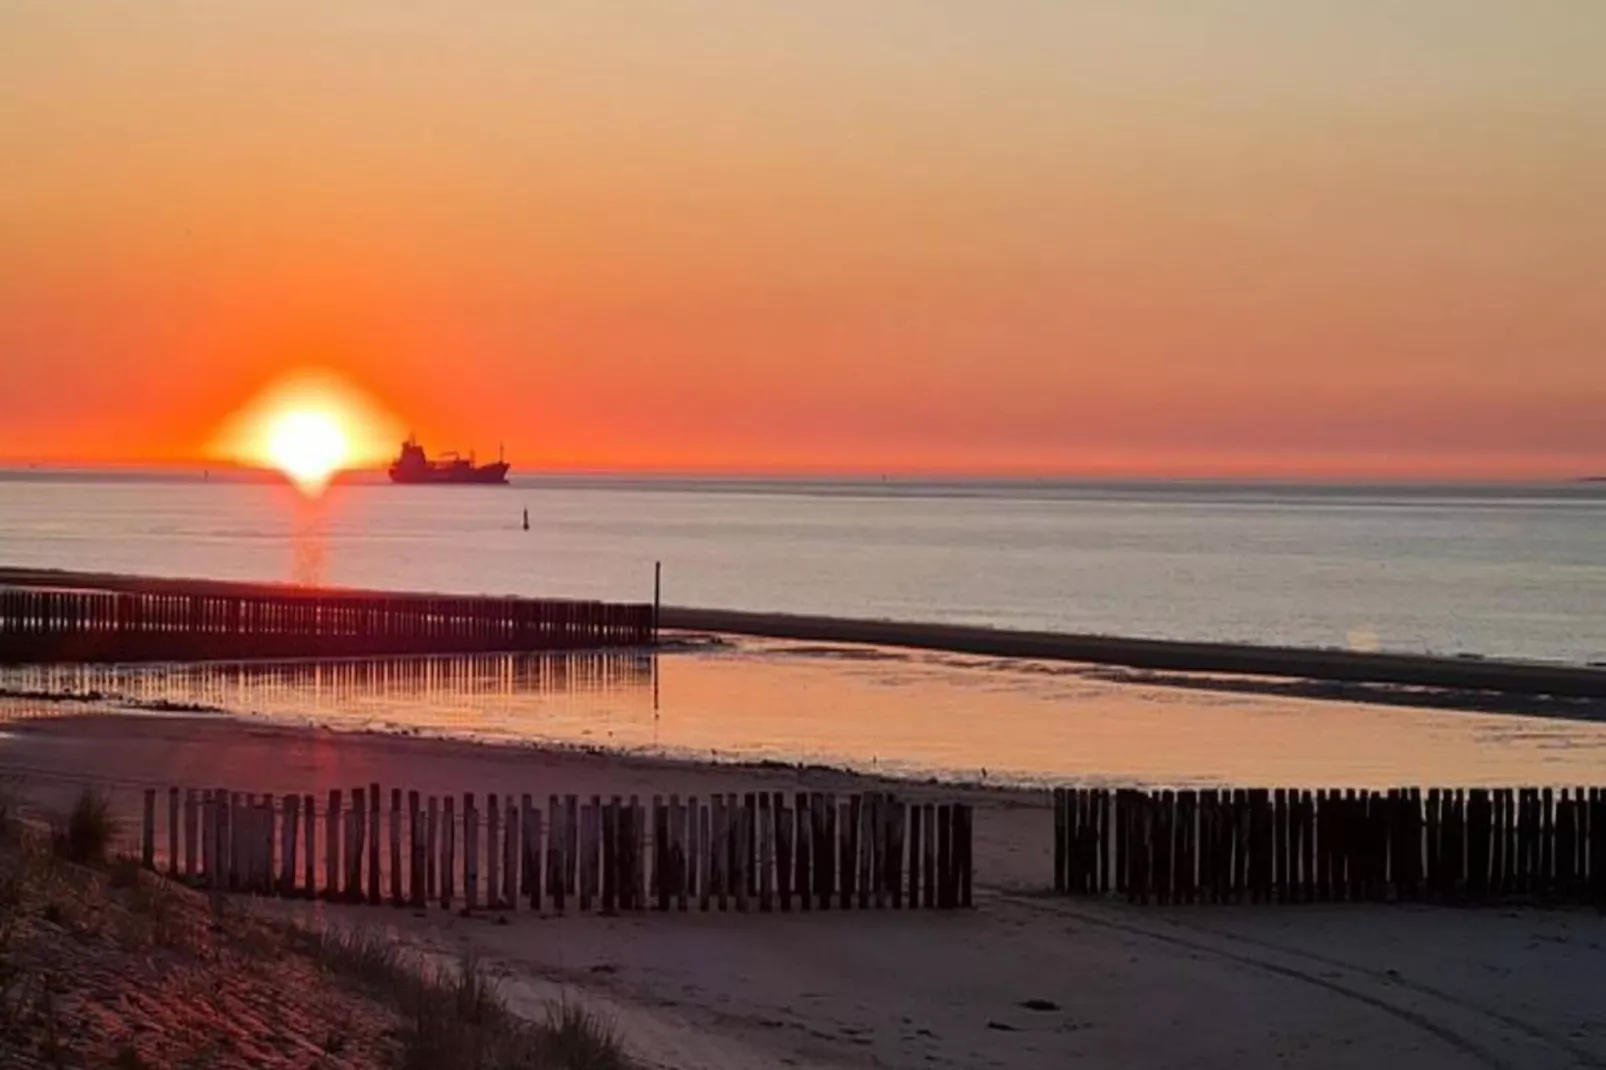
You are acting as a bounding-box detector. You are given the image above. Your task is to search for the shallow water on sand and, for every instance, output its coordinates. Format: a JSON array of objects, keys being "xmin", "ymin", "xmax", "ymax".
[{"xmin": 3, "ymin": 638, "xmax": 1605, "ymax": 788}]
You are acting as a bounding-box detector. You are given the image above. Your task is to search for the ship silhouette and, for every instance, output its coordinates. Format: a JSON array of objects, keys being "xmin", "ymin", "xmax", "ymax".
[{"xmin": 388, "ymin": 436, "xmax": 510, "ymax": 485}]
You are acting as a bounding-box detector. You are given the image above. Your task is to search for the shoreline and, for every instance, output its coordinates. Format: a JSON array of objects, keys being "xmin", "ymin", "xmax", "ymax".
[
  {"xmin": 5, "ymin": 565, "xmax": 1605, "ymax": 698},
  {"xmin": 5, "ymin": 710, "xmax": 1605, "ymax": 1069},
  {"xmin": 663, "ymin": 606, "xmax": 1606, "ymax": 699}
]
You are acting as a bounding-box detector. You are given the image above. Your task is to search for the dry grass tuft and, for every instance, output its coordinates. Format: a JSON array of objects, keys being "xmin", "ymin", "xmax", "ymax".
[
  {"xmin": 305, "ymin": 926, "xmax": 632, "ymax": 1069},
  {"xmin": 52, "ymin": 787, "xmax": 119, "ymax": 865}
]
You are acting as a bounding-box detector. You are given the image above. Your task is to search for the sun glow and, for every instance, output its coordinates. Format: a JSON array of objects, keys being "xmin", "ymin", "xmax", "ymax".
[
  {"xmin": 265, "ymin": 409, "xmax": 350, "ymax": 492},
  {"xmin": 211, "ymin": 368, "xmax": 404, "ymax": 494}
]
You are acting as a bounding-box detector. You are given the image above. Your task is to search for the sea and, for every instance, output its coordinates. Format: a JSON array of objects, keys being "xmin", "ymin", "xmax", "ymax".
[{"xmin": 2, "ymin": 470, "xmax": 1605, "ymax": 787}]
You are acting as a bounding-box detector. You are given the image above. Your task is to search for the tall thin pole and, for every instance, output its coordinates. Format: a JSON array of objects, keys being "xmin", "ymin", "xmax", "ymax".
[{"xmin": 653, "ymin": 561, "xmax": 662, "ymax": 643}]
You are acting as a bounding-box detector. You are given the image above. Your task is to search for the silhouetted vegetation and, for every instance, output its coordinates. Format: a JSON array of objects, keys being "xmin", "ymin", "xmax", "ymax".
[{"xmin": 52, "ymin": 788, "xmax": 118, "ymax": 865}]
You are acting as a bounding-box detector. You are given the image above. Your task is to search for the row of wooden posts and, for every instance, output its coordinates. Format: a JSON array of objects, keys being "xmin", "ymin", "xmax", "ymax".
[
  {"xmin": 140, "ymin": 786, "xmax": 975, "ymax": 913},
  {"xmin": 1054, "ymin": 786, "xmax": 1606, "ymax": 905},
  {"xmin": 0, "ymin": 585, "xmax": 655, "ymax": 662}
]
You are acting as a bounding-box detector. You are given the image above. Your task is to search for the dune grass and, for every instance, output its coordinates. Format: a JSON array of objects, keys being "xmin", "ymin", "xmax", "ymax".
[
  {"xmin": 304, "ymin": 926, "xmax": 630, "ymax": 1070},
  {"xmin": 52, "ymin": 787, "xmax": 119, "ymax": 865}
]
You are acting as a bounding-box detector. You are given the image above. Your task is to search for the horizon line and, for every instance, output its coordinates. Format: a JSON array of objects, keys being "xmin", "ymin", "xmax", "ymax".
[{"xmin": 0, "ymin": 459, "xmax": 1600, "ymax": 487}]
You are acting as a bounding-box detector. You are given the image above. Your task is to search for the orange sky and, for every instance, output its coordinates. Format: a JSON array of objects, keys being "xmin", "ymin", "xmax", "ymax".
[{"xmin": 2, "ymin": 4, "xmax": 1602, "ymax": 478}]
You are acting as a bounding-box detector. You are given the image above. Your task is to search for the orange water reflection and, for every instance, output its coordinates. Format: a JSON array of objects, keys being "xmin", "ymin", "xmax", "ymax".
[{"xmin": 4, "ymin": 639, "xmax": 1605, "ymax": 788}]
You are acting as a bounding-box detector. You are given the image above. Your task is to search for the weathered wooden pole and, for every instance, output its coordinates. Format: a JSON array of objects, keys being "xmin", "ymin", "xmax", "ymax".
[
  {"xmin": 325, "ymin": 789, "xmax": 341, "ymax": 900},
  {"xmin": 184, "ymin": 788, "xmax": 198, "ymax": 880},
  {"xmin": 303, "ymin": 793, "xmax": 316, "ymax": 898},
  {"xmin": 387, "ymin": 789, "xmax": 403, "ymax": 906},
  {"xmin": 367, "ymin": 783, "xmax": 381, "ymax": 905},
  {"xmin": 142, "ymin": 788, "xmax": 157, "ymax": 869},
  {"xmin": 282, "ymin": 794, "xmax": 299, "ymax": 895},
  {"xmin": 167, "ymin": 787, "xmax": 180, "ymax": 877}
]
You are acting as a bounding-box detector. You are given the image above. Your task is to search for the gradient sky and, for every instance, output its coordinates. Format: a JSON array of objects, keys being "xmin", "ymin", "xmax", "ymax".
[{"xmin": 2, "ymin": 3, "xmax": 1602, "ymax": 476}]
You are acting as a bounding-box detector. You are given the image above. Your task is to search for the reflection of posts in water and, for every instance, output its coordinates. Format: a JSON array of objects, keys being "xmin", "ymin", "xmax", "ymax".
[{"xmin": 0, "ymin": 650, "xmax": 658, "ymax": 715}]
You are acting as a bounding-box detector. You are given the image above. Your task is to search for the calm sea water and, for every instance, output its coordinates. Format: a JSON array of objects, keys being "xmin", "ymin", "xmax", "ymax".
[
  {"xmin": 1, "ymin": 471, "xmax": 1604, "ymax": 663},
  {"xmin": 5, "ymin": 639, "xmax": 1606, "ymax": 788}
]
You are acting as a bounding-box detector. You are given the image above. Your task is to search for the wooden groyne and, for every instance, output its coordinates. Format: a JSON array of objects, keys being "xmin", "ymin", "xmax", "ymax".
[
  {"xmin": 661, "ymin": 607, "xmax": 1606, "ymax": 699},
  {"xmin": 1052, "ymin": 786, "xmax": 1606, "ymax": 906},
  {"xmin": 136, "ymin": 785, "xmax": 974, "ymax": 914},
  {"xmin": 0, "ymin": 577, "xmax": 654, "ymax": 663}
]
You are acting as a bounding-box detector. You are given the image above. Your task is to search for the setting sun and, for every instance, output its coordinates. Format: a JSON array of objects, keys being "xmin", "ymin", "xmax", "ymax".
[
  {"xmin": 209, "ymin": 367, "xmax": 405, "ymax": 492},
  {"xmin": 265, "ymin": 409, "xmax": 350, "ymax": 492}
]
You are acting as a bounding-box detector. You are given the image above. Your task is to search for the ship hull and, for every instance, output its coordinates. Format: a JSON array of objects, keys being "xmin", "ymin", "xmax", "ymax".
[{"xmin": 388, "ymin": 462, "xmax": 510, "ymax": 485}]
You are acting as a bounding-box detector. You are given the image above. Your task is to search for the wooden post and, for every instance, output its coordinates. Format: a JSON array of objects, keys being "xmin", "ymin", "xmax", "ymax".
[
  {"xmin": 167, "ymin": 787, "xmax": 180, "ymax": 877},
  {"xmin": 228, "ymin": 791, "xmax": 244, "ymax": 891},
  {"xmin": 442, "ymin": 795, "xmax": 456, "ymax": 909},
  {"xmin": 142, "ymin": 788, "xmax": 157, "ymax": 869},
  {"xmin": 427, "ymin": 796, "xmax": 440, "ymax": 903},
  {"xmin": 390, "ymin": 789, "xmax": 404, "ymax": 906},
  {"xmin": 772, "ymin": 795, "xmax": 791, "ymax": 912},
  {"xmin": 565, "ymin": 795, "xmax": 580, "ymax": 898},
  {"xmin": 1540, "ymin": 787, "xmax": 1554, "ymax": 896},
  {"xmin": 936, "ymin": 804, "xmax": 953, "ymax": 909},
  {"xmin": 585, "ymin": 797, "xmax": 602, "ymax": 911},
  {"xmin": 256, "ymin": 796, "xmax": 272, "ymax": 894},
  {"xmin": 922, "ymin": 802, "xmax": 936, "ymax": 909},
  {"xmin": 794, "ymin": 793, "xmax": 811, "ymax": 912},
  {"xmin": 502, "ymin": 799, "xmax": 518, "ymax": 910},
  {"xmin": 367, "ymin": 783, "xmax": 381, "ymax": 905},
  {"xmin": 654, "ymin": 795, "xmax": 669, "ymax": 912},
  {"xmin": 183, "ymin": 788, "xmax": 198, "ymax": 880},
  {"xmin": 653, "ymin": 560, "xmax": 662, "ymax": 640},
  {"xmin": 889, "ymin": 798, "xmax": 906, "ymax": 909},
  {"xmin": 957, "ymin": 803, "xmax": 973, "ymax": 908},
  {"xmin": 874, "ymin": 794, "xmax": 890, "ymax": 909},
  {"xmin": 347, "ymin": 790, "xmax": 364, "ymax": 900},
  {"xmin": 552, "ymin": 795, "xmax": 569, "ymax": 914},
  {"xmin": 520, "ymin": 796, "xmax": 537, "ymax": 909},
  {"xmin": 486, "ymin": 793, "xmax": 501, "ymax": 909},
  {"xmin": 519, "ymin": 795, "xmax": 534, "ymax": 903},
  {"xmin": 621, "ymin": 796, "xmax": 637, "ymax": 911},
  {"xmin": 1053, "ymin": 788, "xmax": 1067, "ymax": 893},
  {"xmin": 282, "ymin": 794, "xmax": 300, "ymax": 895},
  {"xmin": 465, "ymin": 794, "xmax": 480, "ymax": 911},
  {"xmin": 734, "ymin": 795, "xmax": 750, "ymax": 913},
  {"xmin": 237, "ymin": 795, "xmax": 252, "ymax": 891},
  {"xmin": 200, "ymin": 790, "xmax": 213, "ymax": 887},
  {"xmin": 674, "ymin": 795, "xmax": 690, "ymax": 912},
  {"xmin": 601, "ymin": 799, "xmax": 617, "ymax": 914},
  {"xmin": 822, "ymin": 792, "xmax": 837, "ymax": 908},
  {"xmin": 634, "ymin": 795, "xmax": 647, "ymax": 910},
  {"xmin": 759, "ymin": 793, "xmax": 774, "ymax": 912},
  {"xmin": 325, "ymin": 790, "xmax": 341, "ymax": 900},
  {"xmin": 712, "ymin": 795, "xmax": 728, "ymax": 911},
  {"xmin": 410, "ymin": 791, "xmax": 425, "ymax": 908},
  {"xmin": 303, "ymin": 793, "xmax": 316, "ymax": 899},
  {"xmin": 848, "ymin": 794, "xmax": 865, "ymax": 909},
  {"xmin": 697, "ymin": 799, "xmax": 712, "ymax": 912},
  {"xmin": 908, "ymin": 800, "xmax": 923, "ymax": 907},
  {"xmin": 529, "ymin": 803, "xmax": 545, "ymax": 911},
  {"xmin": 547, "ymin": 794, "xmax": 563, "ymax": 912}
]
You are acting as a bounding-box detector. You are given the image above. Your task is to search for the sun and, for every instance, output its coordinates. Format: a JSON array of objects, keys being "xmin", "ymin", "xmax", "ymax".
[
  {"xmin": 266, "ymin": 409, "xmax": 351, "ymax": 492},
  {"xmin": 210, "ymin": 367, "xmax": 403, "ymax": 494}
]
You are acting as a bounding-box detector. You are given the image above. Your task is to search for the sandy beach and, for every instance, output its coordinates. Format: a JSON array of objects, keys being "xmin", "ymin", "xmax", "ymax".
[{"xmin": 3, "ymin": 710, "xmax": 1603, "ymax": 1070}]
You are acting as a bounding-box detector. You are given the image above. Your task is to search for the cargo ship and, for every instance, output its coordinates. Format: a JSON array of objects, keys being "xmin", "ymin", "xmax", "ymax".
[{"xmin": 387, "ymin": 436, "xmax": 510, "ymax": 485}]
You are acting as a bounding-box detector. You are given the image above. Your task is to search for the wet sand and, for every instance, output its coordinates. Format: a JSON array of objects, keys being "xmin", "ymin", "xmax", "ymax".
[{"xmin": 2, "ymin": 710, "xmax": 1603, "ymax": 1070}]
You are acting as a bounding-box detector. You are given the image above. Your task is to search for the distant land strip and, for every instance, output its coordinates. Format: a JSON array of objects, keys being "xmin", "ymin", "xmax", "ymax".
[
  {"xmin": 2, "ymin": 567, "xmax": 1603, "ymax": 700},
  {"xmin": 658, "ymin": 607, "xmax": 1606, "ymax": 701}
]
